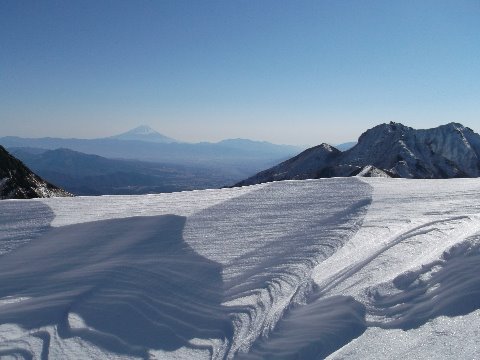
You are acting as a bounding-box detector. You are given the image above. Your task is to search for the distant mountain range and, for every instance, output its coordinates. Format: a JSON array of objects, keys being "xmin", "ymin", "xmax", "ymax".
[
  {"xmin": 0, "ymin": 126, "xmax": 302, "ymax": 170},
  {"xmin": 10, "ymin": 147, "xmax": 246, "ymax": 195},
  {"xmin": 11, "ymin": 123, "xmax": 478, "ymax": 196},
  {"xmin": 236, "ymin": 122, "xmax": 480, "ymax": 186},
  {"xmin": 0, "ymin": 146, "xmax": 71, "ymax": 199},
  {"xmin": 0, "ymin": 126, "xmax": 304, "ymax": 195}
]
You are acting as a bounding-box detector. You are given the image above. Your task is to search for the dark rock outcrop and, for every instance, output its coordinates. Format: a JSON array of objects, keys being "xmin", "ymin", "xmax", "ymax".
[{"xmin": 0, "ymin": 145, "xmax": 72, "ymax": 199}]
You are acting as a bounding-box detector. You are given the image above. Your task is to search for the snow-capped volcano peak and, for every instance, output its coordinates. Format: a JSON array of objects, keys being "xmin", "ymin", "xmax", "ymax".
[
  {"xmin": 110, "ymin": 125, "xmax": 177, "ymax": 143},
  {"xmin": 129, "ymin": 125, "xmax": 158, "ymax": 135}
]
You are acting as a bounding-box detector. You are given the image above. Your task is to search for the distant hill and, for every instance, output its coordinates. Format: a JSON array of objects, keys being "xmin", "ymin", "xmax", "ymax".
[
  {"xmin": 109, "ymin": 125, "xmax": 177, "ymax": 143},
  {"xmin": 335, "ymin": 141, "xmax": 356, "ymax": 151},
  {"xmin": 10, "ymin": 147, "xmax": 251, "ymax": 195},
  {"xmin": 216, "ymin": 138, "xmax": 301, "ymax": 155},
  {"xmin": 236, "ymin": 122, "xmax": 480, "ymax": 186},
  {"xmin": 0, "ymin": 146, "xmax": 71, "ymax": 199}
]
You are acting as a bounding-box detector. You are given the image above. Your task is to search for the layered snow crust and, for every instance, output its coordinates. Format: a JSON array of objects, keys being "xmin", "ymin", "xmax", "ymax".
[{"xmin": 0, "ymin": 178, "xmax": 479, "ymax": 359}]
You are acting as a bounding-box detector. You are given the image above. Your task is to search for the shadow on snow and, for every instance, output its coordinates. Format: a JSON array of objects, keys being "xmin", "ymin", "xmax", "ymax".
[{"xmin": 0, "ymin": 209, "xmax": 232, "ymax": 358}]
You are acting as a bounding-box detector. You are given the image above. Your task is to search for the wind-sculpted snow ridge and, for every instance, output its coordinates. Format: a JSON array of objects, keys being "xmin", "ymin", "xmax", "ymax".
[
  {"xmin": 184, "ymin": 178, "xmax": 372, "ymax": 357},
  {"xmin": 318, "ymin": 178, "xmax": 480, "ymax": 359},
  {"xmin": 0, "ymin": 178, "xmax": 480, "ymax": 359}
]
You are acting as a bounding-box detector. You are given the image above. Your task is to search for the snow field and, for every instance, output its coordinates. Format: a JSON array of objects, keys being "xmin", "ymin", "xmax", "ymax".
[{"xmin": 0, "ymin": 178, "xmax": 478, "ymax": 359}]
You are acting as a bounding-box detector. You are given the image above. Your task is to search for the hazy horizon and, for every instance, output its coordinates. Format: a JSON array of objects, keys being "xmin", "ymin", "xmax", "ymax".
[
  {"xmin": 2, "ymin": 122, "xmax": 480, "ymax": 148},
  {"xmin": 1, "ymin": 1, "xmax": 479, "ymax": 146}
]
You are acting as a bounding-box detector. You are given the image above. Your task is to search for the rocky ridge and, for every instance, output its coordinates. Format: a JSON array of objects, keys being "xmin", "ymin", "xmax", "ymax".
[
  {"xmin": 236, "ymin": 122, "xmax": 480, "ymax": 186},
  {"xmin": 0, "ymin": 145, "xmax": 72, "ymax": 199}
]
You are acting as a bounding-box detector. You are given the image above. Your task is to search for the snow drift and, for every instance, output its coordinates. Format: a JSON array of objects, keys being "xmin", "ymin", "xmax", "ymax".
[{"xmin": 0, "ymin": 177, "xmax": 479, "ymax": 359}]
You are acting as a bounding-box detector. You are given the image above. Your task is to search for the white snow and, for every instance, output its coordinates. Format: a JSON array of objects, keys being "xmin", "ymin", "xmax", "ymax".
[
  {"xmin": 0, "ymin": 178, "xmax": 479, "ymax": 359},
  {"xmin": 132, "ymin": 125, "xmax": 157, "ymax": 135},
  {"xmin": 355, "ymin": 165, "xmax": 391, "ymax": 177}
]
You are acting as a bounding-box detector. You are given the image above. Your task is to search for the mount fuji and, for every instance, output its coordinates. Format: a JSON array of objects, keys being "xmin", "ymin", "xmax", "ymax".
[{"xmin": 109, "ymin": 125, "xmax": 177, "ymax": 143}]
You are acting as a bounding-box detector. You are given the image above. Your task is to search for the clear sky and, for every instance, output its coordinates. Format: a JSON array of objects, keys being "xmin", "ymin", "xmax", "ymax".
[{"xmin": 1, "ymin": 0, "xmax": 479, "ymax": 145}]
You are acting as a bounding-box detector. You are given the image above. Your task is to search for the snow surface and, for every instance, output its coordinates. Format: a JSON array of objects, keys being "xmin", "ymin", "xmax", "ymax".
[
  {"xmin": 0, "ymin": 178, "xmax": 479, "ymax": 359},
  {"xmin": 355, "ymin": 165, "xmax": 391, "ymax": 178}
]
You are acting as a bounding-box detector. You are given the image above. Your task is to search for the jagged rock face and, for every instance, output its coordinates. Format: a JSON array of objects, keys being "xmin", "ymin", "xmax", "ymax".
[
  {"xmin": 236, "ymin": 122, "xmax": 480, "ymax": 186},
  {"xmin": 342, "ymin": 122, "xmax": 480, "ymax": 178},
  {"xmin": 0, "ymin": 146, "xmax": 72, "ymax": 199}
]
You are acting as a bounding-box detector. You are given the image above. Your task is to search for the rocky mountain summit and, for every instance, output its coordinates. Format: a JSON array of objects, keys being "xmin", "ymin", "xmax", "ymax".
[
  {"xmin": 0, "ymin": 145, "xmax": 71, "ymax": 199},
  {"xmin": 236, "ymin": 122, "xmax": 480, "ymax": 186}
]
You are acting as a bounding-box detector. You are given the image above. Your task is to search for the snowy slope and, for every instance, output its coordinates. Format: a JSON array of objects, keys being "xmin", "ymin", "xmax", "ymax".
[
  {"xmin": 0, "ymin": 178, "xmax": 479, "ymax": 359},
  {"xmin": 236, "ymin": 144, "xmax": 341, "ymax": 185}
]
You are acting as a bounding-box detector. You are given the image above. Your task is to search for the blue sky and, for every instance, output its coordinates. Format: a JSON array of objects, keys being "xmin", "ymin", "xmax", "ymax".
[{"xmin": 1, "ymin": 0, "xmax": 479, "ymax": 145}]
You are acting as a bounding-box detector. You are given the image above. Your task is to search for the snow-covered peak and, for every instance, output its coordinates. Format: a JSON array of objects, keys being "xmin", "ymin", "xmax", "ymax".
[
  {"xmin": 128, "ymin": 125, "xmax": 158, "ymax": 135},
  {"xmin": 444, "ymin": 122, "xmax": 467, "ymax": 131},
  {"xmin": 344, "ymin": 122, "xmax": 480, "ymax": 178},
  {"xmin": 236, "ymin": 143, "xmax": 340, "ymax": 186},
  {"xmin": 357, "ymin": 122, "xmax": 411, "ymax": 143},
  {"xmin": 236, "ymin": 122, "xmax": 480, "ymax": 186},
  {"xmin": 110, "ymin": 125, "xmax": 177, "ymax": 143},
  {"xmin": 318, "ymin": 143, "xmax": 336, "ymax": 152}
]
